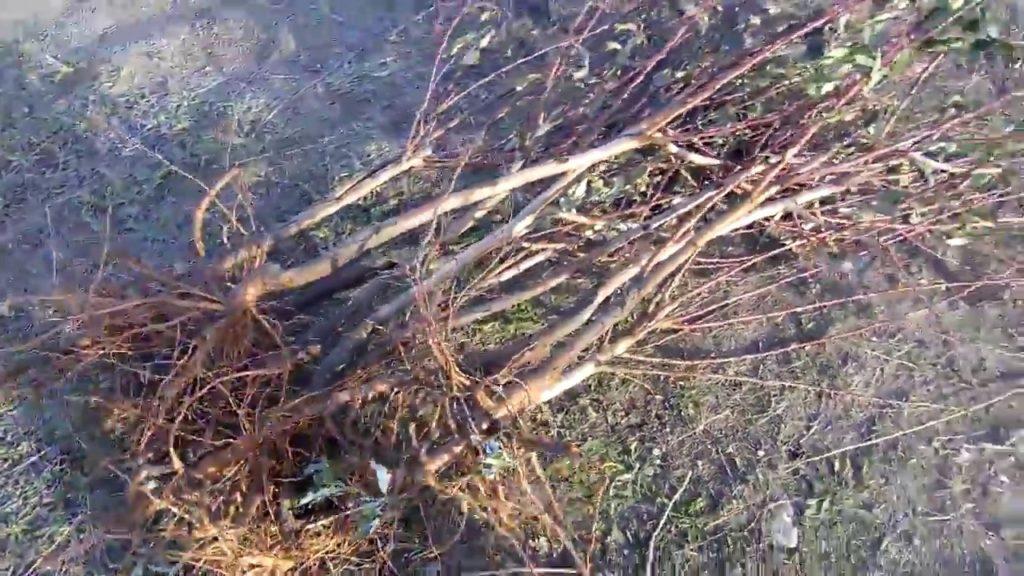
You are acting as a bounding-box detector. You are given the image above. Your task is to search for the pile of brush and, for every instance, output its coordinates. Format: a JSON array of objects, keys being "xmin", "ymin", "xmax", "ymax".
[{"xmin": 7, "ymin": 1, "xmax": 1022, "ymax": 572}]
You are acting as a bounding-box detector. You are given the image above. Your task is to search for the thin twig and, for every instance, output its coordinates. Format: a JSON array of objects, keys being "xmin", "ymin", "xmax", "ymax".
[
  {"xmin": 193, "ymin": 167, "xmax": 242, "ymax": 257},
  {"xmin": 313, "ymin": 169, "xmax": 587, "ymax": 386},
  {"xmin": 881, "ymin": 54, "xmax": 945, "ymax": 137},
  {"xmin": 44, "ymin": 205, "xmax": 58, "ymax": 286},
  {"xmin": 219, "ymin": 154, "xmax": 426, "ymax": 271},
  {"xmin": 783, "ymin": 385, "xmax": 1022, "ymax": 473},
  {"xmin": 235, "ymin": 135, "xmax": 650, "ymax": 304},
  {"xmin": 88, "ymin": 206, "xmax": 114, "ymax": 300},
  {"xmin": 645, "ymin": 471, "xmax": 695, "ymax": 576}
]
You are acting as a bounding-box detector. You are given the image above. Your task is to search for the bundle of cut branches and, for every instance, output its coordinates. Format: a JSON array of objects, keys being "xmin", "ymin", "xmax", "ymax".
[{"xmin": 7, "ymin": 0, "xmax": 1023, "ymax": 572}]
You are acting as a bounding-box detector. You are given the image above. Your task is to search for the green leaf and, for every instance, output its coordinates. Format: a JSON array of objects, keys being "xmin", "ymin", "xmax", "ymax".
[
  {"xmin": 867, "ymin": 11, "xmax": 902, "ymax": 26},
  {"xmin": 811, "ymin": 79, "xmax": 840, "ymax": 97},
  {"xmin": 355, "ymin": 498, "xmax": 385, "ymax": 537},
  {"xmin": 853, "ymin": 53, "xmax": 876, "ymax": 68},
  {"xmin": 825, "ymin": 46, "xmax": 850, "ymax": 61},
  {"xmin": 889, "ymin": 49, "xmax": 914, "ymax": 76},
  {"xmin": 448, "ymin": 32, "xmax": 477, "ymax": 56},
  {"xmin": 479, "ymin": 29, "xmax": 496, "ymax": 49},
  {"xmin": 295, "ymin": 481, "xmax": 348, "ymax": 508},
  {"xmin": 867, "ymin": 51, "xmax": 887, "ymax": 89}
]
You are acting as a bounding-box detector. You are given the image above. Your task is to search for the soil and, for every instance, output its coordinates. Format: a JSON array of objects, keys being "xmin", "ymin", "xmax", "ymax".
[
  {"xmin": 1, "ymin": 0, "xmax": 435, "ymax": 571},
  {"xmin": 1, "ymin": 0, "xmax": 432, "ymax": 300}
]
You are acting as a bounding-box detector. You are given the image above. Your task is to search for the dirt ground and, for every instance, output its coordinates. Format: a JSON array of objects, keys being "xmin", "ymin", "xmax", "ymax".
[
  {"xmin": 1, "ymin": 0, "xmax": 432, "ymax": 297},
  {"xmin": 1, "ymin": 0, "xmax": 1022, "ymax": 574},
  {"xmin": 1, "ymin": 0, "xmax": 435, "ymax": 571}
]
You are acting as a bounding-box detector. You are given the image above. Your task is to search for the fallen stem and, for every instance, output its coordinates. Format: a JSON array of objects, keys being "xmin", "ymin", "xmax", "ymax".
[
  {"xmin": 645, "ymin": 471, "xmax": 695, "ymax": 576},
  {"xmin": 218, "ymin": 153, "xmax": 427, "ymax": 272},
  {"xmin": 193, "ymin": 167, "xmax": 243, "ymax": 258},
  {"xmin": 782, "ymin": 384, "xmax": 1022, "ymax": 473}
]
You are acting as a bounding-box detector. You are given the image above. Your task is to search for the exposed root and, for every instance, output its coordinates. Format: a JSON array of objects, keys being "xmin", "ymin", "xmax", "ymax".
[{"xmin": 193, "ymin": 167, "xmax": 243, "ymax": 258}]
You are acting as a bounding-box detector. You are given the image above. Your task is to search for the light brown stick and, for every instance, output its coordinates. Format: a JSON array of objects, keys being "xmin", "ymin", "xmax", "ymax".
[
  {"xmin": 311, "ymin": 169, "xmax": 588, "ymax": 386},
  {"xmin": 218, "ymin": 154, "xmax": 427, "ymax": 271},
  {"xmin": 227, "ymin": 5, "xmax": 838, "ymax": 299},
  {"xmin": 423, "ymin": 171, "xmax": 866, "ymax": 475},
  {"xmin": 450, "ymin": 171, "xmax": 758, "ymax": 329},
  {"xmin": 193, "ymin": 167, "xmax": 242, "ymax": 257},
  {"xmin": 233, "ymin": 135, "xmax": 652, "ymax": 305}
]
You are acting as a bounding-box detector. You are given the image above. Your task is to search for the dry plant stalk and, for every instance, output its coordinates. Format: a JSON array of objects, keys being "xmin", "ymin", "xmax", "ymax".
[
  {"xmin": 192, "ymin": 167, "xmax": 243, "ymax": 258},
  {"xmin": 11, "ymin": 1, "xmax": 1023, "ymax": 571}
]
